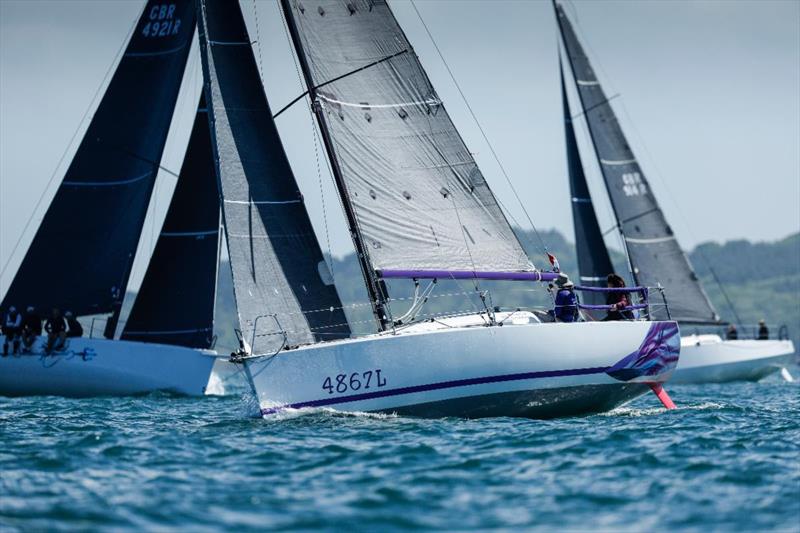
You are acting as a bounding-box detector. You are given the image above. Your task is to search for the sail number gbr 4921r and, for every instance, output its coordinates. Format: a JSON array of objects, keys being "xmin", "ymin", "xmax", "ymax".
[
  {"xmin": 141, "ymin": 4, "xmax": 182, "ymax": 38},
  {"xmin": 322, "ymin": 369, "xmax": 386, "ymax": 395}
]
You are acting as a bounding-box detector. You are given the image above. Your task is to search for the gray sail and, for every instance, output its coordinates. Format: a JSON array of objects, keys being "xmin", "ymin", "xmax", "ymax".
[
  {"xmin": 560, "ymin": 61, "xmax": 613, "ymax": 306},
  {"xmin": 121, "ymin": 96, "xmax": 220, "ymax": 349},
  {"xmin": 197, "ymin": 0, "xmax": 351, "ymax": 353},
  {"xmin": 555, "ymin": 3, "xmax": 719, "ymax": 323},
  {"xmin": 280, "ymin": 0, "xmax": 533, "ymax": 274},
  {"xmin": 1, "ymin": 0, "xmax": 195, "ymax": 332}
]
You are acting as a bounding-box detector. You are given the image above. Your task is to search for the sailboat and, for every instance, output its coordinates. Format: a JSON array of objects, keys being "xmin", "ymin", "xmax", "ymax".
[
  {"xmin": 0, "ymin": 0, "xmax": 219, "ymax": 396},
  {"xmin": 554, "ymin": 2, "xmax": 795, "ymax": 384},
  {"xmin": 193, "ymin": 0, "xmax": 681, "ymax": 419}
]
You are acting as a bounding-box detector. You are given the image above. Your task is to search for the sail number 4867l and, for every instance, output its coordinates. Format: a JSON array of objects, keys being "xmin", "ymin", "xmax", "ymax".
[{"xmin": 322, "ymin": 369, "xmax": 386, "ymax": 395}]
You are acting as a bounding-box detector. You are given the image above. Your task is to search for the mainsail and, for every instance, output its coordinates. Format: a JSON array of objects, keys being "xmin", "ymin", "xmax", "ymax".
[
  {"xmin": 555, "ymin": 3, "xmax": 719, "ymax": 323},
  {"xmin": 1, "ymin": 0, "xmax": 196, "ymax": 333},
  {"xmin": 560, "ymin": 60, "xmax": 614, "ymax": 306},
  {"xmin": 197, "ymin": 0, "xmax": 351, "ymax": 353},
  {"xmin": 279, "ymin": 0, "xmax": 533, "ymax": 283},
  {"xmin": 121, "ymin": 96, "xmax": 220, "ymax": 349}
]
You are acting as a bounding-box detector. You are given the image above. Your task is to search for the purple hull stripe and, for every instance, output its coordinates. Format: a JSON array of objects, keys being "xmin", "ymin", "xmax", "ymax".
[
  {"xmin": 377, "ymin": 269, "xmax": 560, "ymax": 282},
  {"xmin": 260, "ymin": 366, "xmax": 609, "ymax": 416}
]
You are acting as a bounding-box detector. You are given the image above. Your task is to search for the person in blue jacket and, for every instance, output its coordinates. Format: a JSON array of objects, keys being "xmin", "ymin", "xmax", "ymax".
[{"xmin": 554, "ymin": 275, "xmax": 579, "ymax": 323}]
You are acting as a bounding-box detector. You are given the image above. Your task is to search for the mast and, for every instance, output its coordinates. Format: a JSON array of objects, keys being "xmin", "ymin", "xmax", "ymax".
[{"xmin": 278, "ymin": 0, "xmax": 389, "ymax": 331}]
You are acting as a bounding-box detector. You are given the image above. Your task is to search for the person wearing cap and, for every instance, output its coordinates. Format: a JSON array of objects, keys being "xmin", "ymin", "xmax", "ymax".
[
  {"xmin": 21, "ymin": 305, "xmax": 42, "ymax": 353},
  {"xmin": 553, "ymin": 274, "xmax": 579, "ymax": 323},
  {"xmin": 757, "ymin": 319, "xmax": 769, "ymax": 340},
  {"xmin": 726, "ymin": 324, "xmax": 738, "ymax": 340},
  {"xmin": 2, "ymin": 306, "xmax": 22, "ymax": 355},
  {"xmin": 65, "ymin": 311, "xmax": 83, "ymax": 338}
]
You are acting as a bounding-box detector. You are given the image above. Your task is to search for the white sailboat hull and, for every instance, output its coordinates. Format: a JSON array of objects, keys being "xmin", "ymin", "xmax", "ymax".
[
  {"xmin": 670, "ymin": 335, "xmax": 796, "ymax": 384},
  {"xmin": 245, "ymin": 315, "xmax": 680, "ymax": 419},
  {"xmin": 0, "ymin": 336, "xmax": 217, "ymax": 397}
]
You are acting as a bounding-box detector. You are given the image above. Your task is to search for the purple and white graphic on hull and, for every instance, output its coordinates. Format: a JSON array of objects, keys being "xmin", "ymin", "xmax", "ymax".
[{"xmin": 606, "ymin": 322, "xmax": 680, "ymax": 382}]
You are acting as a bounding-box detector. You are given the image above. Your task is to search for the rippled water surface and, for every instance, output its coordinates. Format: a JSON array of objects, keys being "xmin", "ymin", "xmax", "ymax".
[{"xmin": 2, "ymin": 375, "xmax": 799, "ymax": 531}]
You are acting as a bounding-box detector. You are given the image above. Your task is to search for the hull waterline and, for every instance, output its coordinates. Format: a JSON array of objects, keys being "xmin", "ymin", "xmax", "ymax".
[
  {"xmin": 671, "ymin": 335, "xmax": 795, "ymax": 384},
  {"xmin": 244, "ymin": 315, "xmax": 680, "ymax": 420},
  {"xmin": 0, "ymin": 336, "xmax": 217, "ymax": 397}
]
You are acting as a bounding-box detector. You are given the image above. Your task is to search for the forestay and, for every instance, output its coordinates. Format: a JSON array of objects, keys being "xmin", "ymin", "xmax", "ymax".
[
  {"xmin": 122, "ymin": 96, "xmax": 220, "ymax": 349},
  {"xmin": 1, "ymin": 0, "xmax": 195, "ymax": 327},
  {"xmin": 197, "ymin": 0, "xmax": 351, "ymax": 353},
  {"xmin": 556, "ymin": 4, "xmax": 719, "ymax": 323},
  {"xmin": 281, "ymin": 0, "xmax": 532, "ymax": 274},
  {"xmin": 560, "ymin": 61, "xmax": 613, "ymax": 306}
]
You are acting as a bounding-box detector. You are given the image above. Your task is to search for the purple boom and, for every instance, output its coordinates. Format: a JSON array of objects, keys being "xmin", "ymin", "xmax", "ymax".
[{"xmin": 376, "ymin": 269, "xmax": 561, "ymax": 282}]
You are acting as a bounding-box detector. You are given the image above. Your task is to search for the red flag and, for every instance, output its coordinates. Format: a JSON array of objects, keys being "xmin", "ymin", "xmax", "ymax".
[{"xmin": 547, "ymin": 252, "xmax": 560, "ymax": 273}]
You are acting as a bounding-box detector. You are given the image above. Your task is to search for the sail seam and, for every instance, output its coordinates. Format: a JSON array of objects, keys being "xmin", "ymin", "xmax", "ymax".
[
  {"xmin": 160, "ymin": 230, "xmax": 218, "ymax": 237},
  {"xmin": 123, "ymin": 327, "xmax": 212, "ymax": 335},
  {"xmin": 63, "ymin": 171, "xmax": 153, "ymax": 187},
  {"xmin": 125, "ymin": 42, "xmax": 190, "ymax": 57},
  {"xmin": 600, "ymin": 158, "xmax": 637, "ymax": 166},
  {"xmin": 223, "ymin": 199, "xmax": 302, "ymax": 205},
  {"xmin": 624, "ymin": 235, "xmax": 677, "ymax": 244},
  {"xmin": 317, "ymin": 93, "xmax": 441, "ymax": 109}
]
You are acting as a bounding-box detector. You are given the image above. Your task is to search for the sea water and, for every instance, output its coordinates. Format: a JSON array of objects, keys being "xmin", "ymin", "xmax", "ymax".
[{"xmin": 1, "ymin": 376, "xmax": 799, "ymax": 531}]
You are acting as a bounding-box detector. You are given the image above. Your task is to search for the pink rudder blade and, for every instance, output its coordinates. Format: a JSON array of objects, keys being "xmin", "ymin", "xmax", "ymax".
[{"xmin": 649, "ymin": 383, "xmax": 677, "ymax": 410}]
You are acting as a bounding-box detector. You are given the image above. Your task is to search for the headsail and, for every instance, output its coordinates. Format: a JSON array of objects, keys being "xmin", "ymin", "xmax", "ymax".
[
  {"xmin": 279, "ymin": 0, "xmax": 533, "ymax": 281},
  {"xmin": 121, "ymin": 96, "xmax": 220, "ymax": 349},
  {"xmin": 560, "ymin": 59, "xmax": 614, "ymax": 306},
  {"xmin": 197, "ymin": 0, "xmax": 351, "ymax": 353},
  {"xmin": 555, "ymin": 3, "xmax": 719, "ymax": 323},
  {"xmin": 1, "ymin": 0, "xmax": 196, "ymax": 332}
]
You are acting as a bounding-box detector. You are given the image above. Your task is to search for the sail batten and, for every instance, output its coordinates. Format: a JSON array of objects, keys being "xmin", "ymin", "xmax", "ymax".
[
  {"xmin": 556, "ymin": 3, "xmax": 719, "ymax": 323},
  {"xmin": 197, "ymin": 0, "xmax": 350, "ymax": 352},
  {"xmin": 1, "ymin": 0, "xmax": 196, "ymax": 326},
  {"xmin": 280, "ymin": 0, "xmax": 534, "ymax": 277}
]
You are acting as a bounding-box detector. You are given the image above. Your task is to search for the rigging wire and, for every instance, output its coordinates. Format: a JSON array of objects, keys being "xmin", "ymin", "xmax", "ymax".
[
  {"xmin": 409, "ymin": 0, "xmax": 551, "ymax": 262},
  {"xmin": 0, "ymin": 7, "xmax": 140, "ymax": 283}
]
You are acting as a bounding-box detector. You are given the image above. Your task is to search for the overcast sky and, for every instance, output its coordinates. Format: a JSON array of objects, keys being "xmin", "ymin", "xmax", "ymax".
[{"xmin": 1, "ymin": 0, "xmax": 798, "ymax": 293}]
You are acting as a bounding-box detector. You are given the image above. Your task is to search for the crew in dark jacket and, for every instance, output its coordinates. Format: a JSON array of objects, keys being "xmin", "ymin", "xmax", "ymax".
[
  {"xmin": 21, "ymin": 306, "xmax": 42, "ymax": 352},
  {"xmin": 726, "ymin": 324, "xmax": 738, "ymax": 340},
  {"xmin": 757, "ymin": 320, "xmax": 769, "ymax": 340},
  {"xmin": 553, "ymin": 276, "xmax": 579, "ymax": 323},
  {"xmin": 603, "ymin": 273, "xmax": 634, "ymax": 321},
  {"xmin": 44, "ymin": 308, "xmax": 67, "ymax": 354},
  {"xmin": 2, "ymin": 306, "xmax": 22, "ymax": 355},
  {"xmin": 65, "ymin": 311, "xmax": 83, "ymax": 338}
]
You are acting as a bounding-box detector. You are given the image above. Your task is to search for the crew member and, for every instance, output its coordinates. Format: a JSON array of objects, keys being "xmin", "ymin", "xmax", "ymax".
[
  {"xmin": 553, "ymin": 275, "xmax": 579, "ymax": 323},
  {"xmin": 758, "ymin": 319, "xmax": 769, "ymax": 340},
  {"xmin": 65, "ymin": 311, "xmax": 83, "ymax": 338},
  {"xmin": 726, "ymin": 324, "xmax": 738, "ymax": 340},
  {"xmin": 21, "ymin": 306, "xmax": 42, "ymax": 353},
  {"xmin": 44, "ymin": 308, "xmax": 67, "ymax": 354},
  {"xmin": 2, "ymin": 306, "xmax": 22, "ymax": 355},
  {"xmin": 603, "ymin": 273, "xmax": 634, "ymax": 321}
]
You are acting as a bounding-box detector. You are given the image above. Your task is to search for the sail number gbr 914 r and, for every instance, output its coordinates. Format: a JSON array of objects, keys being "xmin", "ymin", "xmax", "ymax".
[
  {"xmin": 141, "ymin": 4, "xmax": 182, "ymax": 38},
  {"xmin": 323, "ymin": 369, "xmax": 386, "ymax": 395}
]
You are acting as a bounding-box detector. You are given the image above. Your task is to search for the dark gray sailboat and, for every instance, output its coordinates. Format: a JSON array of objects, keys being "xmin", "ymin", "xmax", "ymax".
[
  {"xmin": 554, "ymin": 2, "xmax": 794, "ymax": 382},
  {"xmin": 0, "ymin": 0, "xmax": 217, "ymax": 397}
]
